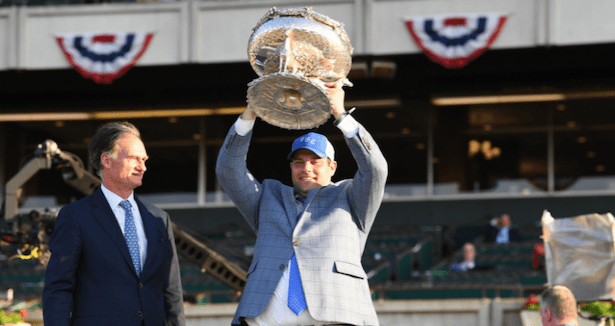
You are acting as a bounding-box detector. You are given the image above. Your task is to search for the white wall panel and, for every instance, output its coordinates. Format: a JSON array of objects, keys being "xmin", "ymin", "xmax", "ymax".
[
  {"xmin": 550, "ymin": 0, "xmax": 615, "ymax": 45},
  {"xmin": 191, "ymin": 1, "xmax": 361, "ymax": 64},
  {"xmin": 0, "ymin": 7, "xmax": 17, "ymax": 70},
  {"xmin": 365, "ymin": 0, "xmax": 543, "ymax": 56},
  {"xmin": 3, "ymin": 0, "xmax": 615, "ymax": 71},
  {"xmin": 18, "ymin": 2, "xmax": 189, "ymax": 69}
]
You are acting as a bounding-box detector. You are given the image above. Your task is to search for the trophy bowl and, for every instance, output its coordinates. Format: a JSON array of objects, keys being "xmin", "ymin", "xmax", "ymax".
[{"xmin": 247, "ymin": 7, "xmax": 353, "ymax": 130}]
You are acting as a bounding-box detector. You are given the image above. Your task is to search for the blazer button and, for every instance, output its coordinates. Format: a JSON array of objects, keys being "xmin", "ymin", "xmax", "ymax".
[
  {"xmin": 136, "ymin": 311, "xmax": 143, "ymax": 317},
  {"xmin": 293, "ymin": 241, "xmax": 299, "ymax": 246},
  {"xmin": 362, "ymin": 137, "xmax": 373, "ymax": 150},
  {"xmin": 138, "ymin": 283, "xmax": 143, "ymax": 288},
  {"xmin": 280, "ymin": 264, "xmax": 284, "ymax": 270}
]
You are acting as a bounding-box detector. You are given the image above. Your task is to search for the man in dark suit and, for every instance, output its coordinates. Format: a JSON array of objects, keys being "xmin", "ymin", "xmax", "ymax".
[
  {"xmin": 43, "ymin": 121, "xmax": 185, "ymax": 326},
  {"xmin": 449, "ymin": 242, "xmax": 492, "ymax": 272},
  {"xmin": 486, "ymin": 213, "xmax": 521, "ymax": 244}
]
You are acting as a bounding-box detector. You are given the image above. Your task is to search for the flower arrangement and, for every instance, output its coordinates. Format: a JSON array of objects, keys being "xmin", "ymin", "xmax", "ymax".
[
  {"xmin": 523, "ymin": 294, "xmax": 540, "ymax": 310},
  {"xmin": 0, "ymin": 309, "xmax": 25, "ymax": 324},
  {"xmin": 524, "ymin": 294, "xmax": 615, "ymax": 317}
]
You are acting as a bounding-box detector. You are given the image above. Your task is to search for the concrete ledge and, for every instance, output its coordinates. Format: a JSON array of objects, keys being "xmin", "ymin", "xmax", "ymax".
[
  {"xmin": 24, "ymin": 298, "xmax": 547, "ymax": 326},
  {"xmin": 184, "ymin": 298, "xmax": 498, "ymax": 326}
]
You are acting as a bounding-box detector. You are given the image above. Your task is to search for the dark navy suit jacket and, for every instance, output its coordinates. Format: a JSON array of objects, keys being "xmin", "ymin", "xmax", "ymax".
[
  {"xmin": 43, "ymin": 188, "xmax": 185, "ymax": 326},
  {"xmin": 485, "ymin": 225, "xmax": 521, "ymax": 243}
]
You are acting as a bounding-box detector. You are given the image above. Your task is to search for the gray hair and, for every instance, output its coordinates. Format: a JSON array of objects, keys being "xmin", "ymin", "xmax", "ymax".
[
  {"xmin": 540, "ymin": 285, "xmax": 577, "ymax": 321},
  {"xmin": 88, "ymin": 121, "xmax": 141, "ymax": 172}
]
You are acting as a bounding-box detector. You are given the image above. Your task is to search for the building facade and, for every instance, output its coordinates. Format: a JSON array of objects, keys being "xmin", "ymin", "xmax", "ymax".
[{"xmin": 1, "ymin": 0, "xmax": 615, "ymax": 232}]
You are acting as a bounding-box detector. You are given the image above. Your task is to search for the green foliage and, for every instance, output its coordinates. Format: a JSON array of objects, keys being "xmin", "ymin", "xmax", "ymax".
[
  {"xmin": 0, "ymin": 310, "xmax": 23, "ymax": 323},
  {"xmin": 580, "ymin": 301, "xmax": 615, "ymax": 316}
]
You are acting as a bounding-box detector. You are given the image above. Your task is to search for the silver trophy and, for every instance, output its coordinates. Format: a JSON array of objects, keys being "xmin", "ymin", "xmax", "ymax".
[{"xmin": 247, "ymin": 7, "xmax": 353, "ymax": 129}]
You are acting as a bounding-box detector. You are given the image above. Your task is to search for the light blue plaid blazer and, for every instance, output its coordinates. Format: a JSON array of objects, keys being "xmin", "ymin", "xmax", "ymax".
[{"xmin": 216, "ymin": 120, "xmax": 387, "ymax": 326}]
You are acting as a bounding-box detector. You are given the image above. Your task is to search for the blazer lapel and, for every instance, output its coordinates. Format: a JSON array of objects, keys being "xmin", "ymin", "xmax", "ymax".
[
  {"xmin": 136, "ymin": 197, "xmax": 162, "ymax": 280},
  {"xmin": 90, "ymin": 188, "xmax": 137, "ymax": 275},
  {"xmin": 293, "ymin": 189, "xmax": 317, "ymax": 235},
  {"xmin": 282, "ymin": 187, "xmax": 300, "ymax": 231}
]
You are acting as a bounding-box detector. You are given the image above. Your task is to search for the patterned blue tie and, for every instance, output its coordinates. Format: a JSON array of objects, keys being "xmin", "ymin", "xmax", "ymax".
[
  {"xmin": 119, "ymin": 200, "xmax": 141, "ymax": 276},
  {"xmin": 288, "ymin": 254, "xmax": 307, "ymax": 315},
  {"xmin": 496, "ymin": 227, "xmax": 509, "ymax": 244}
]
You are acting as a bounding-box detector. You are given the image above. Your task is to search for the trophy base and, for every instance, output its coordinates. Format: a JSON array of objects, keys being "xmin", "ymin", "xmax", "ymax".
[{"xmin": 247, "ymin": 73, "xmax": 332, "ymax": 130}]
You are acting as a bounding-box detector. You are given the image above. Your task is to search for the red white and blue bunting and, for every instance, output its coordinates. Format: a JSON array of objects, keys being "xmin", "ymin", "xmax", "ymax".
[
  {"xmin": 56, "ymin": 32, "xmax": 154, "ymax": 84},
  {"xmin": 404, "ymin": 13, "xmax": 507, "ymax": 68}
]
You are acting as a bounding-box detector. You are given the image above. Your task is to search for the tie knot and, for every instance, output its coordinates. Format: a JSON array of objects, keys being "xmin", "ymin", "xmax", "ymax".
[{"xmin": 119, "ymin": 200, "xmax": 132, "ymax": 211}]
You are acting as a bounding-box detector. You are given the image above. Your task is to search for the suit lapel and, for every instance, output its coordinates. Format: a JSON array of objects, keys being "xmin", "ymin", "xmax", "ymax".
[
  {"xmin": 293, "ymin": 190, "xmax": 317, "ymax": 236},
  {"xmin": 90, "ymin": 188, "xmax": 137, "ymax": 275},
  {"xmin": 284, "ymin": 187, "xmax": 318, "ymax": 234},
  {"xmin": 282, "ymin": 187, "xmax": 300, "ymax": 231},
  {"xmin": 136, "ymin": 197, "xmax": 161, "ymax": 279}
]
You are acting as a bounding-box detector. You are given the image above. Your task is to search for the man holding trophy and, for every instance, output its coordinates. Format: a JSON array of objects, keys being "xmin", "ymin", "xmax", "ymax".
[{"xmin": 215, "ymin": 8, "xmax": 388, "ymax": 325}]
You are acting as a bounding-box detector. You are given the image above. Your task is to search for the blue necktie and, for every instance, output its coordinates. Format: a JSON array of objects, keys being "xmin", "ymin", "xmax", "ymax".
[
  {"xmin": 288, "ymin": 254, "xmax": 307, "ymax": 315},
  {"xmin": 496, "ymin": 227, "xmax": 509, "ymax": 244},
  {"xmin": 119, "ymin": 200, "xmax": 141, "ymax": 276}
]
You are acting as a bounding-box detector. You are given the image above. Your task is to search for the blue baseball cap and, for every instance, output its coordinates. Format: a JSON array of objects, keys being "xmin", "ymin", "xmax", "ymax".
[{"xmin": 287, "ymin": 132, "xmax": 335, "ymax": 161}]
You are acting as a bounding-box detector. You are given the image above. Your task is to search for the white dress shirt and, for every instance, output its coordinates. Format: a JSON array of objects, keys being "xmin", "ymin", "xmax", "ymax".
[{"xmin": 101, "ymin": 184, "xmax": 148, "ymax": 268}]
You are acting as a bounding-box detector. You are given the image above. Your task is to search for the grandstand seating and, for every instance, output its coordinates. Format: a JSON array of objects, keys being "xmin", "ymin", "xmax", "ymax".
[
  {"xmin": 178, "ymin": 227, "xmax": 253, "ymax": 304},
  {"xmin": 366, "ymin": 222, "xmax": 547, "ymax": 301},
  {"xmin": 364, "ymin": 225, "xmax": 441, "ymax": 282},
  {"xmin": 181, "ymin": 266, "xmax": 239, "ymax": 304},
  {"xmin": 0, "ymin": 259, "xmax": 45, "ymax": 300},
  {"xmin": 176, "ymin": 223, "xmax": 547, "ymax": 303},
  {"xmin": 0, "ymin": 221, "xmax": 546, "ymax": 306}
]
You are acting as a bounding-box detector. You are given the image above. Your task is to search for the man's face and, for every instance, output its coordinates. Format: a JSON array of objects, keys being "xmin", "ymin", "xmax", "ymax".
[
  {"xmin": 501, "ymin": 214, "xmax": 511, "ymax": 227},
  {"xmin": 290, "ymin": 149, "xmax": 337, "ymax": 197},
  {"xmin": 102, "ymin": 133, "xmax": 148, "ymax": 195},
  {"xmin": 463, "ymin": 243, "xmax": 476, "ymax": 263}
]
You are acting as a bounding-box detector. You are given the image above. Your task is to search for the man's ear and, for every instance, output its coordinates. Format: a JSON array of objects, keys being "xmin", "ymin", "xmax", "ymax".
[
  {"xmin": 100, "ymin": 153, "xmax": 111, "ymax": 169},
  {"xmin": 543, "ymin": 307, "xmax": 554, "ymax": 322},
  {"xmin": 330, "ymin": 160, "xmax": 338, "ymax": 176}
]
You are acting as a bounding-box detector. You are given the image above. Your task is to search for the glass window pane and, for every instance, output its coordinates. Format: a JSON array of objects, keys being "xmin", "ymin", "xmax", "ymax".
[
  {"xmin": 370, "ymin": 106, "xmax": 429, "ymax": 199},
  {"xmin": 434, "ymin": 104, "xmax": 549, "ymax": 196},
  {"xmin": 555, "ymin": 100, "xmax": 615, "ymax": 192}
]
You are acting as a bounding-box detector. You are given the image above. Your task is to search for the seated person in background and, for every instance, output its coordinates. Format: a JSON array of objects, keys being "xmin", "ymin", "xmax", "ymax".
[
  {"xmin": 486, "ymin": 213, "xmax": 521, "ymax": 244},
  {"xmin": 449, "ymin": 243, "xmax": 491, "ymax": 272},
  {"xmin": 540, "ymin": 285, "xmax": 578, "ymax": 326}
]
